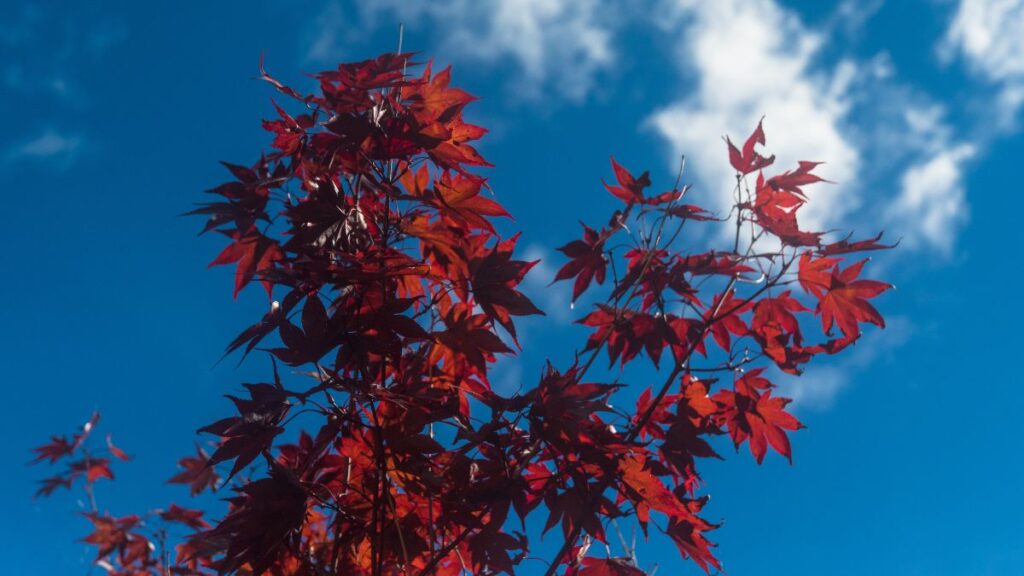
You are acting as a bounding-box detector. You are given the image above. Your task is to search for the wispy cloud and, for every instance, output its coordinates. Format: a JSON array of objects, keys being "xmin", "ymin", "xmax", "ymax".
[
  {"xmin": 647, "ymin": 0, "xmax": 860, "ymax": 234},
  {"xmin": 303, "ymin": 0, "xmax": 982, "ymax": 258},
  {"xmin": 0, "ymin": 5, "xmax": 126, "ymax": 100},
  {"xmin": 6, "ymin": 129, "xmax": 84, "ymax": 169},
  {"xmin": 307, "ymin": 0, "xmax": 619, "ymax": 102},
  {"xmin": 889, "ymin": 144, "xmax": 975, "ymax": 255},
  {"xmin": 941, "ymin": 0, "xmax": 1024, "ymax": 126},
  {"xmin": 305, "ymin": 1, "xmax": 350, "ymax": 63},
  {"xmin": 646, "ymin": 0, "xmax": 972, "ymax": 255},
  {"xmin": 1, "ymin": 6, "xmax": 125, "ymax": 173}
]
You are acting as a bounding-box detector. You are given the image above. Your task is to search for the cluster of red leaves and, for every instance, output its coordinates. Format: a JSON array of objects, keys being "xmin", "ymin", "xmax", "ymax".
[
  {"xmin": 32, "ymin": 55, "xmax": 892, "ymax": 576},
  {"xmin": 30, "ymin": 412, "xmax": 127, "ymax": 498},
  {"xmin": 30, "ymin": 413, "xmax": 211, "ymax": 576}
]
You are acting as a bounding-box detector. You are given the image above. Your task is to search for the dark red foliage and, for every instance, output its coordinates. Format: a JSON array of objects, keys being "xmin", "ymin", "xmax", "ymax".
[
  {"xmin": 186, "ymin": 462, "xmax": 308, "ymax": 574},
  {"xmin": 31, "ymin": 436, "xmax": 75, "ymax": 464},
  {"xmin": 160, "ymin": 504, "xmax": 211, "ymax": 530},
  {"xmin": 198, "ymin": 382, "xmax": 291, "ymax": 482},
  {"xmin": 82, "ymin": 513, "xmax": 145, "ymax": 561},
  {"xmin": 571, "ymin": 557, "xmax": 645, "ymax": 576},
  {"xmin": 555, "ymin": 223, "xmax": 609, "ymax": 303},
  {"xmin": 168, "ymin": 444, "xmax": 220, "ymax": 496},
  {"xmin": 31, "ymin": 52, "xmax": 893, "ymax": 576}
]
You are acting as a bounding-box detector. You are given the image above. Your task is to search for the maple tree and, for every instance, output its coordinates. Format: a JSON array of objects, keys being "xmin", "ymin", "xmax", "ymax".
[{"xmin": 30, "ymin": 52, "xmax": 894, "ymax": 575}]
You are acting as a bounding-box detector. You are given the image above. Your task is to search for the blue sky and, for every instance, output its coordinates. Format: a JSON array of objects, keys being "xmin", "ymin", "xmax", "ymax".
[{"xmin": 2, "ymin": 0, "xmax": 1023, "ymax": 574}]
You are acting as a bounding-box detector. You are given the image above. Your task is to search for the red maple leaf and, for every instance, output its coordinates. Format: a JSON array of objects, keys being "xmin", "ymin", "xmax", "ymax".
[
  {"xmin": 81, "ymin": 512, "xmax": 141, "ymax": 560},
  {"xmin": 618, "ymin": 454, "xmax": 692, "ymax": 530},
  {"xmin": 750, "ymin": 291, "xmax": 811, "ymax": 374},
  {"xmin": 186, "ymin": 462, "xmax": 307, "ymax": 575},
  {"xmin": 798, "ymin": 252, "xmax": 841, "ymax": 298},
  {"xmin": 704, "ymin": 291, "xmax": 750, "ymax": 352},
  {"xmin": 407, "ymin": 62, "xmax": 476, "ymax": 124},
  {"xmin": 198, "ymin": 383, "xmax": 291, "ymax": 482},
  {"xmin": 429, "ymin": 303, "xmax": 512, "ymax": 375},
  {"xmin": 35, "ymin": 474, "xmax": 74, "ymax": 498},
  {"xmin": 580, "ymin": 306, "xmax": 679, "ymax": 368},
  {"xmin": 816, "ymin": 258, "xmax": 891, "ymax": 340},
  {"xmin": 751, "ymin": 166, "xmax": 824, "ymax": 246},
  {"xmin": 160, "ymin": 504, "xmax": 211, "ymax": 530},
  {"xmin": 530, "ymin": 362, "xmax": 621, "ymax": 451},
  {"xmin": 468, "ymin": 233, "xmax": 544, "ymax": 341},
  {"xmin": 209, "ymin": 228, "xmax": 283, "ymax": 298},
  {"xmin": 820, "ymin": 231, "xmax": 897, "ymax": 256},
  {"xmin": 168, "ymin": 445, "xmax": 220, "ymax": 496},
  {"xmin": 603, "ymin": 157, "xmax": 651, "ymax": 205},
  {"xmin": 665, "ymin": 514, "xmax": 721, "ymax": 574},
  {"xmin": 432, "ymin": 171, "xmax": 510, "ymax": 232},
  {"xmin": 726, "ymin": 119, "xmax": 775, "ymax": 174},
  {"xmin": 262, "ymin": 99, "xmax": 313, "ymax": 155},
  {"xmin": 30, "ymin": 436, "xmax": 75, "ymax": 464},
  {"xmin": 406, "ymin": 62, "xmax": 492, "ymax": 172},
  {"xmin": 106, "ymin": 434, "xmax": 131, "ymax": 462},
  {"xmin": 633, "ymin": 385, "xmax": 680, "ymax": 441},
  {"xmin": 32, "ymin": 411, "xmax": 102, "ymax": 463},
  {"xmin": 767, "ymin": 160, "xmax": 825, "ymax": 193},
  {"xmin": 555, "ymin": 223, "xmax": 608, "ymax": 302},
  {"xmin": 71, "ymin": 458, "xmax": 114, "ymax": 484},
  {"xmin": 713, "ymin": 370, "xmax": 803, "ymax": 463},
  {"xmin": 664, "ymin": 203, "xmax": 715, "ymax": 220}
]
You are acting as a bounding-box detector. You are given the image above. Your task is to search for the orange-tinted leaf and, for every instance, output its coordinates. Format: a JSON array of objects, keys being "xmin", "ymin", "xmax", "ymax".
[{"xmin": 106, "ymin": 434, "xmax": 131, "ymax": 462}]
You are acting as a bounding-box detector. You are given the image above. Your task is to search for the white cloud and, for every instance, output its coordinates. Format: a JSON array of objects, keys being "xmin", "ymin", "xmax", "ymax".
[
  {"xmin": 889, "ymin": 144, "xmax": 975, "ymax": 255},
  {"xmin": 647, "ymin": 0, "xmax": 974, "ymax": 255},
  {"xmin": 647, "ymin": 0, "xmax": 860, "ymax": 233},
  {"xmin": 942, "ymin": 0, "xmax": 1024, "ymax": 123},
  {"xmin": 308, "ymin": 0, "xmax": 618, "ymax": 102},
  {"xmin": 870, "ymin": 102, "xmax": 976, "ymax": 254},
  {"xmin": 306, "ymin": 1, "xmax": 349, "ymax": 63},
  {"xmin": 6, "ymin": 129, "xmax": 83, "ymax": 168},
  {"xmin": 305, "ymin": 0, "xmax": 979, "ymax": 255},
  {"xmin": 781, "ymin": 364, "xmax": 847, "ymax": 411},
  {"xmin": 830, "ymin": 0, "xmax": 885, "ymax": 38}
]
